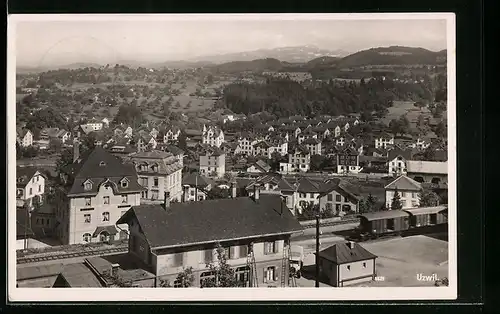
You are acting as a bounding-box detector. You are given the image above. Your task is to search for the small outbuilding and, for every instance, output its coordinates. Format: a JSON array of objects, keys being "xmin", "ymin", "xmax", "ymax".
[
  {"xmin": 358, "ymin": 210, "xmax": 411, "ymax": 235},
  {"xmin": 317, "ymin": 241, "xmax": 377, "ymax": 287},
  {"xmin": 404, "ymin": 205, "xmax": 448, "ymax": 227}
]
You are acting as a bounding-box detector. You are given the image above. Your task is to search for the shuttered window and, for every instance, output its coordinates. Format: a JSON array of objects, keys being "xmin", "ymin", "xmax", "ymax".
[
  {"xmin": 204, "ymin": 249, "xmax": 213, "ymax": 264},
  {"xmin": 172, "ymin": 253, "xmax": 184, "ymax": 267},
  {"xmin": 239, "ymin": 245, "xmax": 248, "ymax": 257},
  {"xmin": 264, "ymin": 241, "xmax": 278, "ymax": 255}
]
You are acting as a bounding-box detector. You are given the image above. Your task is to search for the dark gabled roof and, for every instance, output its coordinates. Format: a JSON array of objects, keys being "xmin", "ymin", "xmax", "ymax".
[
  {"xmin": 318, "ymin": 242, "xmax": 377, "ymax": 265},
  {"xmin": 278, "ymin": 178, "xmax": 296, "ymax": 191},
  {"xmin": 117, "ymin": 195, "xmax": 304, "ymax": 249},
  {"xmin": 16, "ymin": 167, "xmax": 46, "ymax": 188},
  {"xmin": 384, "ymin": 175, "xmax": 422, "ymax": 191},
  {"xmin": 292, "ymin": 145, "xmax": 310, "ymax": 156},
  {"xmin": 246, "ymin": 174, "xmax": 282, "ymax": 190},
  {"xmin": 66, "ymin": 146, "xmax": 143, "ymax": 196},
  {"xmin": 253, "ymin": 160, "xmax": 271, "ymax": 172},
  {"xmin": 338, "ymin": 146, "xmax": 359, "ymax": 156},
  {"xmin": 296, "ymin": 177, "xmax": 321, "ymax": 193},
  {"xmin": 182, "ymin": 173, "xmax": 213, "ymax": 189},
  {"xmin": 125, "ymin": 151, "xmax": 182, "ymax": 176},
  {"xmin": 303, "ymin": 137, "xmax": 321, "ymax": 145},
  {"xmin": 404, "ymin": 205, "xmax": 448, "ymax": 216},
  {"xmin": 318, "ymin": 178, "xmax": 361, "ymax": 201}
]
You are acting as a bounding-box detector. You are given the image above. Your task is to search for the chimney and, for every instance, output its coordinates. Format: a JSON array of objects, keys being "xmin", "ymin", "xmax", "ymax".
[
  {"xmin": 347, "ymin": 241, "xmax": 355, "ymax": 249},
  {"xmin": 230, "ymin": 181, "xmax": 237, "ymax": 199},
  {"xmin": 182, "ymin": 185, "xmax": 190, "ymax": 202},
  {"xmin": 111, "ymin": 263, "xmax": 120, "ymax": 277},
  {"xmin": 164, "ymin": 191, "xmax": 170, "ymax": 209},
  {"xmin": 73, "ymin": 139, "xmax": 80, "ymax": 162},
  {"xmin": 254, "ymin": 183, "xmax": 261, "ymax": 201}
]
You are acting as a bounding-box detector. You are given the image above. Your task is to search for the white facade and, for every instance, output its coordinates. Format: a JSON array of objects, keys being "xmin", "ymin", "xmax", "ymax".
[
  {"xmin": 16, "ymin": 171, "xmax": 46, "ymax": 208},
  {"xmin": 336, "ymin": 164, "xmax": 362, "ymax": 174},
  {"xmin": 236, "ymin": 137, "xmax": 258, "ymax": 156},
  {"xmin": 375, "ymin": 136, "xmax": 395, "ymax": 149},
  {"xmin": 388, "ymin": 156, "xmax": 408, "ymax": 176},
  {"xmin": 83, "ymin": 122, "xmax": 104, "ymax": 132},
  {"xmin": 202, "ymin": 125, "xmax": 224, "ymax": 148},
  {"xmin": 385, "ymin": 189, "xmax": 419, "ymax": 209},
  {"xmin": 60, "ymin": 185, "xmax": 141, "ymax": 245},
  {"xmin": 18, "ymin": 130, "xmax": 34, "ymax": 147},
  {"xmin": 200, "ymin": 153, "xmax": 226, "ymax": 178},
  {"xmin": 164, "ymin": 129, "xmax": 181, "ymax": 143}
]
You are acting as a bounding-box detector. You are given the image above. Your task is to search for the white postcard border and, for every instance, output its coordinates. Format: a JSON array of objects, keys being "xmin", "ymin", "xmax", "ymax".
[{"xmin": 7, "ymin": 13, "xmax": 457, "ymax": 302}]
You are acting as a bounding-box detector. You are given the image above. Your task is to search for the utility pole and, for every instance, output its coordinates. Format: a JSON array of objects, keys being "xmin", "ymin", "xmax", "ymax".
[{"xmin": 315, "ymin": 214, "xmax": 320, "ymax": 288}]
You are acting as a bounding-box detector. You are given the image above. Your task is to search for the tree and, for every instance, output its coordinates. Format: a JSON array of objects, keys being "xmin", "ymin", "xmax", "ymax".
[
  {"xmin": 299, "ymin": 202, "xmax": 320, "ymax": 220},
  {"xmin": 367, "ymin": 193, "xmax": 378, "ymax": 209},
  {"xmin": 49, "ymin": 138, "xmax": 63, "ymax": 153},
  {"xmin": 390, "ymin": 189, "xmax": 403, "ymax": 210},
  {"xmin": 414, "ymin": 101, "xmax": 426, "ymax": 111},
  {"xmin": 201, "ymin": 243, "xmax": 239, "ymax": 288},
  {"xmin": 310, "ymin": 155, "xmax": 326, "ymax": 171},
  {"xmin": 160, "ymin": 267, "xmax": 195, "ymax": 288},
  {"xmin": 418, "ymin": 188, "xmax": 440, "ymax": 207},
  {"xmin": 434, "ymin": 120, "xmax": 447, "ymax": 138}
]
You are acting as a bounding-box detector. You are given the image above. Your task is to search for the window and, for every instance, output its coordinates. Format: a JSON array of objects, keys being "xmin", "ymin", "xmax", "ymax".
[
  {"xmin": 29, "ymin": 188, "xmax": 33, "ymax": 195},
  {"xmin": 327, "ymin": 194, "xmax": 333, "ymax": 202},
  {"xmin": 223, "ymin": 246, "xmax": 233, "ymax": 259},
  {"xmin": 83, "ymin": 233, "xmax": 92, "ymax": 243},
  {"xmin": 363, "ymin": 262, "xmax": 367, "ymax": 268},
  {"xmin": 121, "ymin": 180, "xmax": 128, "ymax": 188},
  {"xmin": 99, "ymin": 161, "xmax": 106, "ymax": 167},
  {"xmin": 264, "ymin": 266, "xmax": 276, "ymax": 283},
  {"xmin": 84, "ymin": 214, "xmax": 91, "ymax": 223},
  {"xmin": 103, "ymin": 196, "xmax": 110, "ymax": 205},
  {"xmin": 38, "ymin": 185, "xmax": 41, "ymax": 192},
  {"xmin": 309, "ymin": 193, "xmax": 314, "ymax": 198},
  {"xmin": 153, "ymin": 178, "xmax": 159, "ymax": 187},
  {"xmin": 84, "ymin": 182, "xmax": 92, "ymax": 191},
  {"xmin": 401, "ymin": 192, "xmax": 406, "ymax": 198},
  {"xmin": 204, "ymin": 249, "xmax": 213, "ymax": 263},
  {"xmin": 347, "ymin": 265, "xmax": 351, "ymax": 271},
  {"xmin": 85, "ymin": 197, "xmax": 92, "ymax": 206},
  {"xmin": 102, "ymin": 212, "xmax": 110, "ymax": 222},
  {"xmin": 412, "ymin": 192, "xmax": 417, "ymax": 199},
  {"xmin": 264, "ymin": 241, "xmax": 277, "ymax": 254},
  {"xmin": 239, "ymin": 245, "xmax": 248, "ymax": 257},
  {"xmin": 121, "ymin": 195, "xmax": 128, "ymax": 204},
  {"xmin": 336, "ymin": 195, "xmax": 341, "ymax": 202},
  {"xmin": 172, "ymin": 253, "xmax": 184, "ymax": 267},
  {"xmin": 190, "ymin": 190, "xmax": 194, "ymax": 196},
  {"xmin": 344, "ymin": 197, "xmax": 348, "ymax": 202}
]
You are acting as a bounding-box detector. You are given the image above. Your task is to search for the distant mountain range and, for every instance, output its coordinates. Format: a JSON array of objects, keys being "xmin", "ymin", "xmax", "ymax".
[
  {"xmin": 188, "ymin": 45, "xmax": 350, "ymax": 64},
  {"xmin": 16, "ymin": 46, "xmax": 446, "ymax": 73}
]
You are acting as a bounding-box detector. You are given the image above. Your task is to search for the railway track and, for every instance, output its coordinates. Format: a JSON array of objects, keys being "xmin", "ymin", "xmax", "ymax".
[
  {"xmin": 301, "ymin": 218, "xmax": 360, "ymax": 229},
  {"xmin": 17, "ymin": 245, "xmax": 128, "ymax": 264}
]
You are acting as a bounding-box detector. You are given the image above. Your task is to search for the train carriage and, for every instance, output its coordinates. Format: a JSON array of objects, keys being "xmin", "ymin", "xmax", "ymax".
[
  {"xmin": 358, "ymin": 210, "xmax": 410, "ymax": 237},
  {"xmin": 404, "ymin": 206, "xmax": 448, "ymax": 228}
]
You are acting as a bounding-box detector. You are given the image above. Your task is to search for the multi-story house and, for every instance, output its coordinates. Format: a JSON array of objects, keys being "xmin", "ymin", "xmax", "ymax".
[
  {"xmin": 202, "ymin": 125, "xmax": 224, "ymax": 148},
  {"xmin": 16, "ymin": 129, "xmax": 33, "ymax": 147},
  {"xmin": 278, "ymin": 125, "xmax": 302, "ymax": 139},
  {"xmin": 101, "ymin": 118, "xmax": 110, "ymax": 128},
  {"xmin": 279, "ymin": 145, "xmax": 311, "ymax": 174},
  {"xmin": 199, "ymin": 145, "xmax": 226, "ymax": 178},
  {"xmin": 374, "ymin": 132, "xmax": 395, "ymax": 149},
  {"xmin": 163, "ymin": 127, "xmax": 181, "ymax": 143},
  {"xmin": 135, "ymin": 133, "xmax": 157, "ymax": 152},
  {"xmin": 335, "ymin": 133, "xmax": 355, "ymax": 147},
  {"xmin": 42, "ymin": 128, "xmax": 72, "ymax": 144},
  {"xmin": 181, "ymin": 173, "xmax": 213, "ymax": 202},
  {"xmin": 336, "ymin": 147, "xmax": 361, "ymax": 174},
  {"xmin": 325, "ymin": 122, "xmax": 342, "ymax": 138},
  {"xmin": 317, "ymin": 178, "xmax": 361, "ymax": 215},
  {"xmin": 82, "ymin": 118, "xmax": 104, "ymax": 132},
  {"xmin": 114, "ymin": 125, "xmax": 133, "ymax": 138},
  {"xmin": 295, "ymin": 177, "xmax": 322, "ymax": 209},
  {"xmin": 253, "ymin": 140, "xmax": 288, "ymax": 159},
  {"xmin": 245, "ymin": 176, "xmax": 301, "ymax": 216},
  {"xmin": 124, "ymin": 151, "xmax": 183, "ymax": 203},
  {"xmin": 384, "ymin": 175, "xmax": 422, "ymax": 209},
  {"xmin": 16, "ymin": 167, "xmax": 46, "ymax": 209},
  {"xmin": 56, "ymin": 145, "xmax": 143, "ymax": 245},
  {"xmin": 311, "ymin": 126, "xmax": 331, "ymax": 140},
  {"xmin": 387, "ymin": 148, "xmax": 414, "ymax": 176},
  {"xmin": 303, "ymin": 137, "xmax": 322, "ymax": 156},
  {"xmin": 297, "ymin": 128, "xmax": 318, "ymax": 144},
  {"xmin": 116, "ymin": 191, "xmax": 303, "ymax": 287},
  {"xmin": 235, "ymin": 132, "xmax": 258, "ymax": 156}
]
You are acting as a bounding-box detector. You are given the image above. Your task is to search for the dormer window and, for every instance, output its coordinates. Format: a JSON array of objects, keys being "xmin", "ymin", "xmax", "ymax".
[
  {"xmin": 83, "ymin": 179, "xmax": 93, "ymax": 191},
  {"xmin": 99, "ymin": 161, "xmax": 106, "ymax": 167},
  {"xmin": 120, "ymin": 177, "xmax": 129, "ymax": 188},
  {"xmin": 151, "ymin": 163, "xmax": 159, "ymax": 172}
]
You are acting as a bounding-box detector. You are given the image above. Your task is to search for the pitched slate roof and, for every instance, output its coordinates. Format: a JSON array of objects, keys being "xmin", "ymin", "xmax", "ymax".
[
  {"xmin": 16, "ymin": 167, "xmax": 46, "ymax": 188},
  {"xmin": 317, "ymin": 178, "xmax": 361, "ymax": 201},
  {"xmin": 296, "ymin": 177, "xmax": 321, "ymax": 193},
  {"xmin": 65, "ymin": 146, "xmax": 144, "ymax": 197},
  {"xmin": 406, "ymin": 161, "xmax": 448, "ymax": 175},
  {"xmin": 246, "ymin": 174, "xmax": 282, "ymax": 190},
  {"xmin": 404, "ymin": 205, "xmax": 447, "ymax": 216},
  {"xmin": 318, "ymin": 242, "xmax": 377, "ymax": 265},
  {"xmin": 182, "ymin": 173, "xmax": 213, "ymax": 189},
  {"xmin": 251, "ymin": 160, "xmax": 271, "ymax": 172},
  {"xmin": 359, "ymin": 210, "xmax": 410, "ymax": 221},
  {"xmin": 384, "ymin": 175, "xmax": 422, "ymax": 191},
  {"xmin": 117, "ymin": 195, "xmax": 303, "ymax": 249},
  {"xmin": 388, "ymin": 147, "xmax": 414, "ymax": 161},
  {"xmin": 303, "ymin": 137, "xmax": 321, "ymax": 145},
  {"xmin": 124, "ymin": 151, "xmax": 182, "ymax": 176}
]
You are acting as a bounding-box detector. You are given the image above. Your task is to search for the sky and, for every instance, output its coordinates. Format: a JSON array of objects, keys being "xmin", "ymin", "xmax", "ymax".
[{"xmin": 13, "ymin": 15, "xmax": 448, "ymax": 67}]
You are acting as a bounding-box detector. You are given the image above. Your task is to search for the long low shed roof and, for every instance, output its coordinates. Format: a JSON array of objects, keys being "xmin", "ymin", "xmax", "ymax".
[
  {"xmin": 404, "ymin": 206, "xmax": 448, "ymax": 215},
  {"xmin": 359, "ymin": 210, "xmax": 410, "ymax": 221}
]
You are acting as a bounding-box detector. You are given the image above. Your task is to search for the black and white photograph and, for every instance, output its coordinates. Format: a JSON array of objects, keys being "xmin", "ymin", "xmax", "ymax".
[{"xmin": 8, "ymin": 13, "xmax": 456, "ymax": 301}]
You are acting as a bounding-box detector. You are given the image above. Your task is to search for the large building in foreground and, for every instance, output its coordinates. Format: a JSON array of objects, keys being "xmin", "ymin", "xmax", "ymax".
[
  {"xmin": 116, "ymin": 190, "xmax": 303, "ymax": 288},
  {"xmin": 56, "ymin": 145, "xmax": 144, "ymax": 245}
]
